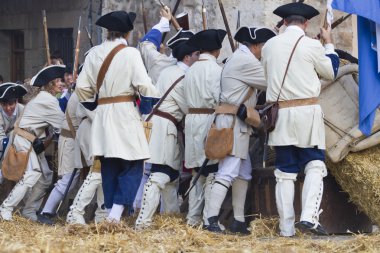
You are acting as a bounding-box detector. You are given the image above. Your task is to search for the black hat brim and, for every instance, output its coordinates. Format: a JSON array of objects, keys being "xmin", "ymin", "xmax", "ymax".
[
  {"xmin": 166, "ymin": 28, "xmax": 195, "ymax": 49},
  {"xmin": 96, "ymin": 11, "xmax": 136, "ymax": 33},
  {"xmin": 172, "ymin": 41, "xmax": 199, "ymax": 60},
  {"xmin": 0, "ymin": 83, "xmax": 27, "ymax": 102},
  {"xmin": 187, "ymin": 29, "xmax": 227, "ymax": 52},
  {"xmin": 30, "ymin": 65, "xmax": 66, "ymax": 87},
  {"xmin": 234, "ymin": 27, "xmax": 277, "ymax": 44},
  {"xmin": 273, "ymin": 2, "xmax": 319, "ymax": 20}
]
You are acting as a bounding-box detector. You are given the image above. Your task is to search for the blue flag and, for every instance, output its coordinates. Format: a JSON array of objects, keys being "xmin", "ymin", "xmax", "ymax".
[{"xmin": 332, "ymin": 0, "xmax": 380, "ymax": 136}]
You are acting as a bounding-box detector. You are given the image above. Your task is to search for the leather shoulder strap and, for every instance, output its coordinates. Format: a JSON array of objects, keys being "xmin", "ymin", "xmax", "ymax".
[
  {"xmin": 146, "ymin": 75, "xmax": 185, "ymax": 122},
  {"xmin": 96, "ymin": 44, "xmax": 127, "ymax": 93},
  {"xmin": 65, "ymin": 109, "xmax": 76, "ymax": 139},
  {"xmin": 276, "ymin": 35, "xmax": 304, "ymax": 102},
  {"xmin": 242, "ymin": 88, "xmax": 254, "ymax": 103}
]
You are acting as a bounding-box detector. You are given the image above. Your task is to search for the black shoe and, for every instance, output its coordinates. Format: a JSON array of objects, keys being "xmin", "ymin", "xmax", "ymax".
[
  {"xmin": 37, "ymin": 212, "xmax": 55, "ymax": 225},
  {"xmin": 207, "ymin": 216, "xmax": 224, "ymax": 233},
  {"xmin": 229, "ymin": 219, "xmax": 251, "ymax": 235},
  {"xmin": 295, "ymin": 221, "xmax": 328, "ymax": 236}
]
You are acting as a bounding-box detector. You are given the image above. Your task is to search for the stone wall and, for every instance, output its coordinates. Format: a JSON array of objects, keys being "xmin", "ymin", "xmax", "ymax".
[
  {"xmin": 0, "ymin": 0, "xmax": 355, "ymax": 82},
  {"xmin": 103, "ymin": 0, "xmax": 354, "ymax": 60}
]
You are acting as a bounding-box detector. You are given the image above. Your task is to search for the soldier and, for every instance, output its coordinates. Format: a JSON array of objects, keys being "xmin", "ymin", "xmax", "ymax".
[
  {"xmin": 66, "ymin": 103, "xmax": 107, "ymax": 225},
  {"xmin": 135, "ymin": 31, "xmax": 200, "ymax": 229},
  {"xmin": 261, "ymin": 2, "xmax": 339, "ymax": 236},
  {"xmin": 75, "ymin": 11, "xmax": 158, "ymax": 223},
  {"xmin": 37, "ymin": 92, "xmax": 81, "ymax": 225},
  {"xmin": 0, "ymin": 83, "xmax": 27, "ymax": 161},
  {"xmin": 0, "ymin": 65, "xmax": 65, "ymax": 221},
  {"xmin": 183, "ymin": 29, "xmax": 227, "ymax": 227},
  {"xmin": 0, "ymin": 83, "xmax": 27, "ymax": 183},
  {"xmin": 206, "ymin": 27, "xmax": 276, "ymax": 234}
]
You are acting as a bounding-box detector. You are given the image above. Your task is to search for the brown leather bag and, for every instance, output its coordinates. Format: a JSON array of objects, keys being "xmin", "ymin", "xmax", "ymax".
[
  {"xmin": 2, "ymin": 144, "xmax": 32, "ymax": 181},
  {"xmin": 260, "ymin": 35, "xmax": 304, "ymax": 132},
  {"xmin": 205, "ymin": 117, "xmax": 236, "ymax": 160}
]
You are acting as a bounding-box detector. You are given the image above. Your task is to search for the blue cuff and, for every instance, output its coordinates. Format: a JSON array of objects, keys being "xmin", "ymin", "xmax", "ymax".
[
  {"xmin": 326, "ymin": 54, "xmax": 339, "ymax": 78},
  {"xmin": 139, "ymin": 95, "xmax": 159, "ymax": 115},
  {"xmin": 140, "ymin": 29, "xmax": 162, "ymax": 51},
  {"xmin": 58, "ymin": 97, "xmax": 68, "ymax": 112}
]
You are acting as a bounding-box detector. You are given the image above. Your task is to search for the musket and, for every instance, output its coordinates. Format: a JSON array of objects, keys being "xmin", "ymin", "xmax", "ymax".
[
  {"xmin": 202, "ymin": 0, "xmax": 207, "ymax": 30},
  {"xmin": 56, "ymin": 168, "xmax": 78, "ymax": 214},
  {"xmin": 275, "ymin": 0, "xmax": 304, "ymax": 31},
  {"xmin": 317, "ymin": 13, "xmax": 352, "ymax": 40},
  {"xmin": 235, "ymin": 10, "xmax": 241, "ymax": 49},
  {"xmin": 73, "ymin": 16, "xmax": 82, "ymax": 82},
  {"xmin": 142, "ymin": 0, "xmax": 148, "ymax": 34},
  {"xmin": 160, "ymin": 0, "xmax": 182, "ymax": 43},
  {"xmin": 184, "ymin": 158, "xmax": 209, "ymax": 197},
  {"xmin": 42, "ymin": 10, "xmax": 51, "ymax": 65},
  {"xmin": 85, "ymin": 26, "xmax": 94, "ymax": 47},
  {"xmin": 158, "ymin": 0, "xmax": 181, "ymax": 30},
  {"xmin": 217, "ymin": 0, "xmax": 235, "ymax": 52}
]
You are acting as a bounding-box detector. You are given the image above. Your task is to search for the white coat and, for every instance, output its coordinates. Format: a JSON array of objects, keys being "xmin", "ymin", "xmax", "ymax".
[
  {"xmin": 216, "ymin": 45, "xmax": 267, "ymax": 159},
  {"xmin": 184, "ymin": 54, "xmax": 221, "ymax": 168},
  {"xmin": 13, "ymin": 91, "xmax": 63, "ymax": 173},
  {"xmin": 139, "ymin": 41, "xmax": 177, "ymax": 85},
  {"xmin": 0, "ymin": 103, "xmax": 24, "ymax": 153},
  {"xmin": 262, "ymin": 26, "xmax": 336, "ymax": 149},
  {"xmin": 75, "ymin": 39, "xmax": 159, "ymax": 161},
  {"xmin": 147, "ymin": 63, "xmax": 188, "ymax": 170},
  {"xmin": 74, "ymin": 103, "xmax": 94, "ymax": 168},
  {"xmin": 58, "ymin": 92, "xmax": 80, "ymax": 176}
]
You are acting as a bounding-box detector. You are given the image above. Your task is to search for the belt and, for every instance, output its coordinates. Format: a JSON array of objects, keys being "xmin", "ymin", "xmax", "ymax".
[
  {"xmin": 215, "ymin": 103, "xmax": 239, "ymax": 115},
  {"xmin": 277, "ymin": 97, "xmax": 319, "ymax": 109},
  {"xmin": 188, "ymin": 108, "xmax": 215, "ymax": 114},
  {"xmin": 98, "ymin": 95, "xmax": 135, "ymax": 105},
  {"xmin": 154, "ymin": 110, "xmax": 183, "ymax": 132},
  {"xmin": 14, "ymin": 127, "xmax": 36, "ymax": 142},
  {"xmin": 60, "ymin": 128, "xmax": 74, "ymax": 139}
]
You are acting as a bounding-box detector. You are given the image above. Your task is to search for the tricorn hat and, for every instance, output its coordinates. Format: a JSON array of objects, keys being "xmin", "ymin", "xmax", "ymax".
[
  {"xmin": 234, "ymin": 27, "xmax": 277, "ymax": 44},
  {"xmin": 273, "ymin": 2, "xmax": 319, "ymax": 20},
  {"xmin": 30, "ymin": 65, "xmax": 66, "ymax": 87},
  {"xmin": 171, "ymin": 41, "xmax": 199, "ymax": 60},
  {"xmin": 0, "ymin": 83, "xmax": 27, "ymax": 102},
  {"xmin": 166, "ymin": 28, "xmax": 195, "ymax": 49},
  {"xmin": 187, "ymin": 29, "xmax": 227, "ymax": 52},
  {"xmin": 96, "ymin": 11, "xmax": 136, "ymax": 33}
]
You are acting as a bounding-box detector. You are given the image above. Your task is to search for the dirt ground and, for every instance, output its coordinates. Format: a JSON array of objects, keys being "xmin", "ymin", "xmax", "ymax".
[{"xmin": 0, "ymin": 214, "xmax": 379, "ymax": 253}]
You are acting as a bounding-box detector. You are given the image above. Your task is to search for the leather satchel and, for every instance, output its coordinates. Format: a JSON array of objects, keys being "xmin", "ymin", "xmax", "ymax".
[
  {"xmin": 2, "ymin": 144, "xmax": 32, "ymax": 182},
  {"xmin": 259, "ymin": 35, "xmax": 304, "ymax": 132},
  {"xmin": 205, "ymin": 117, "xmax": 236, "ymax": 160}
]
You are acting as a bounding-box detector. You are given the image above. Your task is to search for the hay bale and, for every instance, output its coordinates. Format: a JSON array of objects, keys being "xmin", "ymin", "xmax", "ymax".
[{"xmin": 327, "ymin": 145, "xmax": 380, "ymax": 226}]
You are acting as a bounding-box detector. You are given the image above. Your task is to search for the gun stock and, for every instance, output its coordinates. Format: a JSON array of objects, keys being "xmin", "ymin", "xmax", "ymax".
[
  {"xmin": 73, "ymin": 16, "xmax": 82, "ymax": 82},
  {"xmin": 176, "ymin": 12, "xmax": 189, "ymax": 30},
  {"xmin": 42, "ymin": 10, "xmax": 51, "ymax": 65}
]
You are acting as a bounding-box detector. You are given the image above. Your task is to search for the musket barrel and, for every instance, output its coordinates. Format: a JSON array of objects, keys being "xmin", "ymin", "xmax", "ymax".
[
  {"xmin": 217, "ymin": 0, "xmax": 235, "ymax": 52},
  {"xmin": 42, "ymin": 10, "xmax": 51, "ymax": 65},
  {"xmin": 73, "ymin": 16, "xmax": 81, "ymax": 82},
  {"xmin": 202, "ymin": 4, "xmax": 207, "ymax": 30}
]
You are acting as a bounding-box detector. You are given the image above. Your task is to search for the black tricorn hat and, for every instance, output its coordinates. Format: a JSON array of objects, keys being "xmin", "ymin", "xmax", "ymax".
[
  {"xmin": 234, "ymin": 27, "xmax": 277, "ymax": 44},
  {"xmin": 0, "ymin": 83, "xmax": 27, "ymax": 102},
  {"xmin": 273, "ymin": 2, "xmax": 319, "ymax": 20},
  {"xmin": 166, "ymin": 28, "xmax": 195, "ymax": 49},
  {"xmin": 172, "ymin": 41, "xmax": 199, "ymax": 60},
  {"xmin": 96, "ymin": 11, "xmax": 136, "ymax": 33},
  {"xmin": 187, "ymin": 29, "xmax": 227, "ymax": 52},
  {"xmin": 30, "ymin": 65, "xmax": 66, "ymax": 87}
]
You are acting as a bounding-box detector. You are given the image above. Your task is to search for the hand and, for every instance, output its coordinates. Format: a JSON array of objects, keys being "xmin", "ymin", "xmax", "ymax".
[
  {"xmin": 32, "ymin": 138, "xmax": 45, "ymax": 155},
  {"xmin": 320, "ymin": 26, "xmax": 333, "ymax": 44},
  {"xmin": 160, "ymin": 6, "xmax": 172, "ymax": 20}
]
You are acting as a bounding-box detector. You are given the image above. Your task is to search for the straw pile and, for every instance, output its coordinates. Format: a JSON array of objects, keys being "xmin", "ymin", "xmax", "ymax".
[
  {"xmin": 1, "ymin": 213, "xmax": 380, "ymax": 252},
  {"xmin": 327, "ymin": 145, "xmax": 380, "ymax": 226}
]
